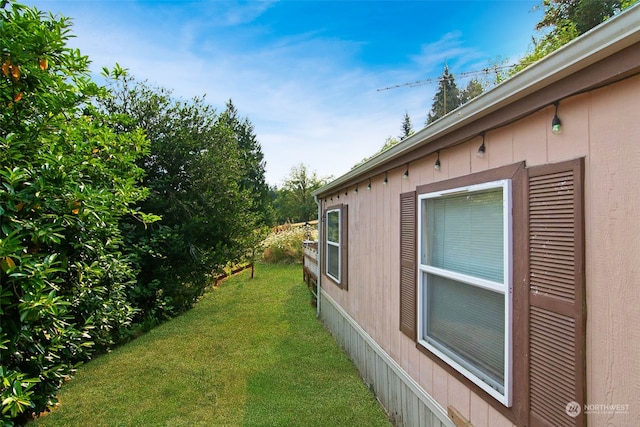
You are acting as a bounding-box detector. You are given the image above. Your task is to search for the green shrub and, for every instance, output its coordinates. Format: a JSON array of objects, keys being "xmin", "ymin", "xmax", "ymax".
[{"xmin": 1, "ymin": 3, "xmax": 152, "ymax": 424}]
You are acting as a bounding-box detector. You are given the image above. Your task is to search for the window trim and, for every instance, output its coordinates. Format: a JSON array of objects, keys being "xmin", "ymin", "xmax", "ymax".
[
  {"xmin": 417, "ymin": 179, "xmax": 513, "ymax": 406},
  {"xmin": 402, "ymin": 161, "xmax": 548, "ymax": 425},
  {"xmin": 326, "ymin": 208, "xmax": 342, "ymax": 283}
]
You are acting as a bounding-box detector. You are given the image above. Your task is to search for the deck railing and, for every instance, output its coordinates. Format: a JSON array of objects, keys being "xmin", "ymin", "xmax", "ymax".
[{"xmin": 302, "ymin": 240, "xmax": 319, "ymax": 301}]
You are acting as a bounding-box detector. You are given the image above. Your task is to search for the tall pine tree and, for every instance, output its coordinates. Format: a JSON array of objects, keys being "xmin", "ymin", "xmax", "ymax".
[
  {"xmin": 219, "ymin": 99, "xmax": 274, "ymax": 226},
  {"xmin": 400, "ymin": 111, "xmax": 414, "ymax": 140},
  {"xmin": 426, "ymin": 65, "xmax": 460, "ymax": 124}
]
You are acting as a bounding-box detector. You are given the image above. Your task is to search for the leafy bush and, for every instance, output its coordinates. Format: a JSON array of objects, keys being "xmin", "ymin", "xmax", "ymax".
[
  {"xmin": 100, "ymin": 74, "xmax": 267, "ymax": 322},
  {"xmin": 1, "ymin": 3, "xmax": 152, "ymax": 424},
  {"xmin": 261, "ymin": 225, "xmax": 318, "ymax": 264}
]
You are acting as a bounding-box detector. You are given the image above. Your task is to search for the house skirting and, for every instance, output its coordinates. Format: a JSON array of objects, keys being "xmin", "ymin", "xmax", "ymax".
[{"xmin": 319, "ymin": 291, "xmax": 455, "ymax": 427}]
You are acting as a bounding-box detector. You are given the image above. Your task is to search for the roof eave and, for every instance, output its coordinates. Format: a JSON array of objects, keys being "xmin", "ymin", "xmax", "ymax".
[{"xmin": 314, "ymin": 4, "xmax": 640, "ymax": 197}]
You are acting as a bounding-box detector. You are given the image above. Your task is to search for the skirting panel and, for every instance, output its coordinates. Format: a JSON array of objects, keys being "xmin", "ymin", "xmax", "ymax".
[{"xmin": 320, "ymin": 292, "xmax": 455, "ymax": 427}]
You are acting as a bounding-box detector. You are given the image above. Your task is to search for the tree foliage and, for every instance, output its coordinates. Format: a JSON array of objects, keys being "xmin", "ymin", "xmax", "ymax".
[
  {"xmin": 510, "ymin": 0, "xmax": 638, "ymax": 75},
  {"xmin": 459, "ymin": 79, "xmax": 484, "ymax": 105},
  {"xmin": 219, "ymin": 99, "xmax": 274, "ymax": 226},
  {"xmin": 272, "ymin": 164, "xmax": 328, "ymax": 224},
  {"xmin": 1, "ymin": 2, "xmax": 151, "ymax": 424},
  {"xmin": 99, "ymin": 73, "xmax": 264, "ymax": 322},
  {"xmin": 426, "ymin": 67, "xmax": 486, "ymax": 124},
  {"xmin": 426, "ymin": 65, "xmax": 461, "ymax": 124},
  {"xmin": 352, "ymin": 109, "xmax": 416, "ymax": 170},
  {"xmin": 400, "ymin": 111, "xmax": 414, "ymax": 140}
]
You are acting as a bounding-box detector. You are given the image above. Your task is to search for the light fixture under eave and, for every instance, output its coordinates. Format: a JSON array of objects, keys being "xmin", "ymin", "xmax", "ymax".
[
  {"xmin": 477, "ymin": 132, "xmax": 486, "ymax": 158},
  {"xmin": 354, "ymin": 186, "xmax": 358, "ymax": 194},
  {"xmin": 434, "ymin": 152, "xmax": 441, "ymax": 171},
  {"xmin": 552, "ymin": 101, "xmax": 562, "ymax": 134},
  {"xmin": 402, "ymin": 165, "xmax": 409, "ymax": 179},
  {"xmin": 367, "ymin": 179, "xmax": 371, "ymax": 190},
  {"xmin": 383, "ymin": 172, "xmax": 388, "ymax": 185}
]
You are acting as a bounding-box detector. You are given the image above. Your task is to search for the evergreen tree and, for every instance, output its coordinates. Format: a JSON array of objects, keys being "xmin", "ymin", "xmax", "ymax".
[
  {"xmin": 460, "ymin": 79, "xmax": 484, "ymax": 105},
  {"xmin": 426, "ymin": 65, "xmax": 460, "ymax": 124},
  {"xmin": 100, "ymin": 74, "xmax": 258, "ymax": 321},
  {"xmin": 400, "ymin": 111, "xmax": 414, "ymax": 140},
  {"xmin": 219, "ymin": 100, "xmax": 274, "ymax": 226}
]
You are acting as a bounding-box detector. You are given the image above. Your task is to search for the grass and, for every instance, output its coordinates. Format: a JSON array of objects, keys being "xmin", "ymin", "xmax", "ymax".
[{"xmin": 32, "ymin": 263, "xmax": 391, "ymax": 427}]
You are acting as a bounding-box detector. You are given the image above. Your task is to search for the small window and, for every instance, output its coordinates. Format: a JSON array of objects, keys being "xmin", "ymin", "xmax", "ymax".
[
  {"xmin": 326, "ymin": 208, "xmax": 341, "ymax": 282},
  {"xmin": 324, "ymin": 204, "xmax": 347, "ymax": 288},
  {"xmin": 418, "ymin": 179, "xmax": 512, "ymax": 406}
]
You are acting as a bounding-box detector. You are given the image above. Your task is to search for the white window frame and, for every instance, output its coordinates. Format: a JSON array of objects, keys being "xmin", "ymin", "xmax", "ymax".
[
  {"xmin": 417, "ymin": 179, "xmax": 513, "ymax": 406},
  {"xmin": 326, "ymin": 208, "xmax": 341, "ymax": 283}
]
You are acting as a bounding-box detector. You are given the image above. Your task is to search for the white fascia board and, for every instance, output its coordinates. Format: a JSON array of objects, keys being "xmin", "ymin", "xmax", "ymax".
[{"xmin": 314, "ymin": 4, "xmax": 640, "ymax": 197}]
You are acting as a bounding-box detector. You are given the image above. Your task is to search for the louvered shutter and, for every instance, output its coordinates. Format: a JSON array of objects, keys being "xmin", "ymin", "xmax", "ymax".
[
  {"xmin": 528, "ymin": 158, "xmax": 585, "ymax": 427},
  {"xmin": 400, "ymin": 191, "xmax": 417, "ymax": 340},
  {"xmin": 340, "ymin": 204, "xmax": 348, "ymax": 290}
]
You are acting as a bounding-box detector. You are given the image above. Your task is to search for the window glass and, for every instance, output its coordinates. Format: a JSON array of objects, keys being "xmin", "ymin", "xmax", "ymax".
[
  {"xmin": 327, "ymin": 245, "xmax": 339, "ymax": 279},
  {"xmin": 423, "ymin": 272, "xmax": 505, "ymax": 391},
  {"xmin": 423, "ymin": 188, "xmax": 503, "ymax": 282},
  {"xmin": 327, "ymin": 210, "xmax": 340, "ymax": 243},
  {"xmin": 326, "ymin": 208, "xmax": 341, "ymax": 283},
  {"xmin": 418, "ymin": 180, "xmax": 511, "ymax": 405}
]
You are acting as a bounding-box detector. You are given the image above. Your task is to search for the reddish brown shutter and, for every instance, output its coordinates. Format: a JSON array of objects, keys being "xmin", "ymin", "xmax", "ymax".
[
  {"xmin": 340, "ymin": 204, "xmax": 348, "ymax": 290},
  {"xmin": 528, "ymin": 158, "xmax": 585, "ymax": 427},
  {"xmin": 399, "ymin": 191, "xmax": 417, "ymax": 340}
]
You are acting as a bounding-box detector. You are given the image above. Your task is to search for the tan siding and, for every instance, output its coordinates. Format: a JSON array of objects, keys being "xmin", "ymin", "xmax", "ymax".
[
  {"xmin": 471, "ymin": 134, "xmax": 490, "ymax": 174},
  {"xmin": 546, "ymin": 94, "xmax": 590, "ymax": 164},
  {"xmin": 448, "ymin": 376, "xmax": 471, "ymax": 421},
  {"xmin": 418, "ymin": 351, "xmax": 434, "ymax": 395},
  {"xmin": 318, "ymin": 73, "xmax": 640, "ymax": 427},
  {"xmin": 445, "ymin": 143, "xmax": 472, "ymax": 179},
  {"xmin": 512, "ymin": 109, "xmax": 548, "ymax": 165},
  {"xmin": 585, "ymin": 74, "xmax": 640, "ymax": 426},
  {"xmin": 388, "ymin": 168, "xmax": 402, "ymax": 362},
  {"xmin": 432, "ymin": 363, "xmax": 449, "ymax": 411},
  {"xmin": 470, "ymin": 392, "xmax": 490, "ymax": 427},
  {"xmin": 488, "ymin": 406, "xmax": 517, "ymax": 427},
  {"xmin": 488, "ymin": 126, "xmax": 514, "ymax": 168}
]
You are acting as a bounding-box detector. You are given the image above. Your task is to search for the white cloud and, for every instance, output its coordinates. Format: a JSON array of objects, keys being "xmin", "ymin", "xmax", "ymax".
[{"xmin": 28, "ymin": 1, "xmax": 497, "ymax": 186}]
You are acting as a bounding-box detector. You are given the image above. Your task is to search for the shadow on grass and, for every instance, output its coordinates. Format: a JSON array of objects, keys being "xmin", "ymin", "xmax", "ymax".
[
  {"xmin": 241, "ymin": 283, "xmax": 391, "ymax": 427},
  {"xmin": 30, "ymin": 264, "xmax": 390, "ymax": 427}
]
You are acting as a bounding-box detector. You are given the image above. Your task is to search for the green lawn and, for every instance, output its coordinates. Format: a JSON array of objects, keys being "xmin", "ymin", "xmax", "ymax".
[{"xmin": 32, "ymin": 263, "xmax": 391, "ymax": 427}]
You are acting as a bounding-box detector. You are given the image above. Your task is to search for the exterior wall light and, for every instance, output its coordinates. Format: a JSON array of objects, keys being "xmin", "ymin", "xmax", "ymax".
[
  {"xmin": 402, "ymin": 165, "xmax": 409, "ymax": 179},
  {"xmin": 477, "ymin": 132, "xmax": 486, "ymax": 158},
  {"xmin": 434, "ymin": 152, "xmax": 441, "ymax": 171},
  {"xmin": 367, "ymin": 179, "xmax": 371, "ymax": 190},
  {"xmin": 552, "ymin": 102, "xmax": 562, "ymax": 134},
  {"xmin": 383, "ymin": 172, "xmax": 388, "ymax": 185}
]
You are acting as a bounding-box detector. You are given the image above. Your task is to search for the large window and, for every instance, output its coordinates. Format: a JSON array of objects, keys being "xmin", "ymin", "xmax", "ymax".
[
  {"xmin": 417, "ymin": 179, "xmax": 512, "ymax": 406},
  {"xmin": 325, "ymin": 205, "xmax": 348, "ymax": 288}
]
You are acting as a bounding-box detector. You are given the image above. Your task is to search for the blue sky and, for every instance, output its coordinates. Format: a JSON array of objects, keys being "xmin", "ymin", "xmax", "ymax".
[{"xmin": 28, "ymin": 0, "xmax": 543, "ymax": 186}]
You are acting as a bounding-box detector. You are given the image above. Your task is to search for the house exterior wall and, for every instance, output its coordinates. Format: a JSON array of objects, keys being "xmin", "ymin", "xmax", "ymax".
[{"xmin": 318, "ymin": 74, "xmax": 640, "ymax": 426}]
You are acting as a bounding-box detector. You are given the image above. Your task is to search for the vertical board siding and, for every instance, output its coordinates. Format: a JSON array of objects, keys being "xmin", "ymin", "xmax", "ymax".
[
  {"xmin": 320, "ymin": 292, "xmax": 455, "ymax": 427},
  {"xmin": 528, "ymin": 158, "xmax": 585, "ymax": 427}
]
